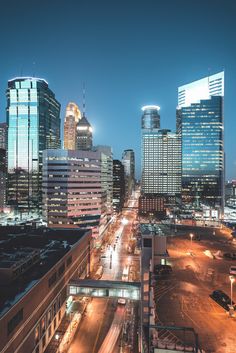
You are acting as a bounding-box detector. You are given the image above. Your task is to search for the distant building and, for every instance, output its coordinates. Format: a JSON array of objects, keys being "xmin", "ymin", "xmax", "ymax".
[
  {"xmin": 140, "ymin": 105, "xmax": 181, "ymax": 216},
  {"xmin": 0, "ymin": 122, "xmax": 7, "ymax": 150},
  {"xmin": 93, "ymin": 145, "xmax": 113, "ymax": 219},
  {"xmin": 113, "ymin": 159, "xmax": 125, "ymax": 212},
  {"xmin": 42, "ymin": 149, "xmax": 110, "ymax": 237},
  {"xmin": 6, "ymin": 77, "xmax": 61, "ymax": 214},
  {"xmin": 0, "ymin": 148, "xmax": 6, "ymax": 210},
  {"xmin": 64, "ymin": 102, "xmax": 81, "ymax": 150},
  {"xmin": 225, "ymin": 180, "xmax": 236, "ymax": 207},
  {"xmin": 77, "ymin": 115, "xmax": 93, "ymax": 150},
  {"xmin": 177, "ymin": 72, "xmax": 224, "ymax": 211},
  {"xmin": 0, "ymin": 226, "xmax": 91, "ymax": 353},
  {"xmin": 122, "ymin": 149, "xmax": 135, "ymax": 199}
]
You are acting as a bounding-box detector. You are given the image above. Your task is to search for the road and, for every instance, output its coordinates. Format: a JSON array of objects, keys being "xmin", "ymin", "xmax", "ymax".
[
  {"xmin": 67, "ymin": 199, "xmax": 140, "ymax": 353},
  {"xmin": 154, "ymin": 227, "xmax": 236, "ymax": 353}
]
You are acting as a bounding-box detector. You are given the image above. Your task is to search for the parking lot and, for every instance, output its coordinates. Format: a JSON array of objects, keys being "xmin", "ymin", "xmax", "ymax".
[{"xmin": 155, "ymin": 227, "xmax": 236, "ymax": 353}]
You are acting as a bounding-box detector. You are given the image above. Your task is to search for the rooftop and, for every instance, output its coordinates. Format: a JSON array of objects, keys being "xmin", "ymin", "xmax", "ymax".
[{"xmin": 0, "ymin": 226, "xmax": 89, "ymax": 317}]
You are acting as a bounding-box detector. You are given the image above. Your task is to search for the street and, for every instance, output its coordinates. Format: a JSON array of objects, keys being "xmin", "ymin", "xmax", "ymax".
[{"xmin": 67, "ymin": 198, "xmax": 140, "ymax": 353}]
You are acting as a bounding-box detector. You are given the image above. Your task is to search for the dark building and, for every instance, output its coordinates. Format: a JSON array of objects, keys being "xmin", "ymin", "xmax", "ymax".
[
  {"xmin": 179, "ymin": 96, "xmax": 224, "ymax": 209},
  {"xmin": 6, "ymin": 77, "xmax": 61, "ymax": 214},
  {"xmin": 0, "ymin": 122, "xmax": 7, "ymax": 150},
  {"xmin": 122, "ymin": 149, "xmax": 135, "ymax": 200},
  {"xmin": 0, "ymin": 226, "xmax": 92, "ymax": 353},
  {"xmin": 113, "ymin": 159, "xmax": 125, "ymax": 212},
  {"xmin": 77, "ymin": 115, "xmax": 93, "ymax": 150},
  {"xmin": 138, "ymin": 194, "xmax": 166, "ymax": 218}
]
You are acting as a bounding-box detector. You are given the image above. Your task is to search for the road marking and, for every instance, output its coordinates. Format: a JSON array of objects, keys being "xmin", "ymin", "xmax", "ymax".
[{"xmin": 92, "ymin": 299, "xmax": 109, "ymax": 353}]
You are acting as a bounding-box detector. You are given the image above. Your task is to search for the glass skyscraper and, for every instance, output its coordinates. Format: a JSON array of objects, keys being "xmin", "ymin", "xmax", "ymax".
[
  {"xmin": 177, "ymin": 72, "xmax": 224, "ymax": 210},
  {"xmin": 7, "ymin": 77, "xmax": 61, "ymax": 213}
]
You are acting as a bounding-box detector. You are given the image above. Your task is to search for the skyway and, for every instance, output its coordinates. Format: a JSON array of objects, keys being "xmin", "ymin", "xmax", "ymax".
[{"xmin": 68, "ymin": 279, "xmax": 141, "ymax": 300}]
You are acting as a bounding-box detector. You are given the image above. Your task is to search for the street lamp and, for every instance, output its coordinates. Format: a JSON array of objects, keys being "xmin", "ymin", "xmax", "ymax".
[
  {"xmin": 229, "ymin": 275, "xmax": 235, "ymax": 307},
  {"xmin": 189, "ymin": 233, "xmax": 194, "ymax": 249}
]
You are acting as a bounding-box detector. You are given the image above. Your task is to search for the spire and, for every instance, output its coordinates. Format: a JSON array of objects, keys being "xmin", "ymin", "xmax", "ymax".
[{"xmin": 82, "ymin": 82, "xmax": 86, "ymax": 117}]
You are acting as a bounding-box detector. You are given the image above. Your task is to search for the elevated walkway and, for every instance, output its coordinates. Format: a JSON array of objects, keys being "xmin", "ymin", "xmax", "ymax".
[{"xmin": 68, "ymin": 279, "xmax": 141, "ymax": 300}]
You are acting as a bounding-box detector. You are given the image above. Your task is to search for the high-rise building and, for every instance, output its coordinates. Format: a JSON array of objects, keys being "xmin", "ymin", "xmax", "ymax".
[
  {"xmin": 7, "ymin": 77, "xmax": 61, "ymax": 213},
  {"xmin": 122, "ymin": 149, "xmax": 135, "ymax": 199},
  {"xmin": 0, "ymin": 122, "xmax": 7, "ymax": 150},
  {"xmin": 141, "ymin": 105, "xmax": 160, "ymax": 130},
  {"xmin": 77, "ymin": 115, "xmax": 93, "ymax": 150},
  {"xmin": 177, "ymin": 72, "xmax": 224, "ymax": 210},
  {"xmin": 64, "ymin": 102, "xmax": 81, "ymax": 150},
  {"xmin": 113, "ymin": 159, "xmax": 125, "ymax": 212},
  {"xmin": 93, "ymin": 145, "xmax": 113, "ymax": 219},
  {"xmin": 142, "ymin": 129, "xmax": 181, "ymax": 195},
  {"xmin": 140, "ymin": 106, "xmax": 181, "ymax": 216},
  {"xmin": 0, "ymin": 148, "xmax": 6, "ymax": 210},
  {"xmin": 42, "ymin": 149, "xmax": 109, "ymax": 237}
]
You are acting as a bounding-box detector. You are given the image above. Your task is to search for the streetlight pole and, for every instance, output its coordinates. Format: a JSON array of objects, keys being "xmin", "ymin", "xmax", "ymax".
[{"xmin": 230, "ymin": 276, "xmax": 235, "ymax": 307}]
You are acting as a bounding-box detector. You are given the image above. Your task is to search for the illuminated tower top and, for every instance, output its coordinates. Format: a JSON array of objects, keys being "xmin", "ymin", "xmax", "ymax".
[{"xmin": 64, "ymin": 102, "xmax": 81, "ymax": 150}]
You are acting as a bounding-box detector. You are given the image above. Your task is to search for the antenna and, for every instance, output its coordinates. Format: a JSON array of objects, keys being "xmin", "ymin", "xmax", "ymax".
[{"xmin": 82, "ymin": 82, "xmax": 86, "ymax": 117}]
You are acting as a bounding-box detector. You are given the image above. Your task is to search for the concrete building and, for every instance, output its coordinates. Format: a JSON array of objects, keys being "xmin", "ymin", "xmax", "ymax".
[
  {"xmin": 64, "ymin": 102, "xmax": 81, "ymax": 150},
  {"xmin": 0, "ymin": 226, "xmax": 91, "ymax": 353},
  {"xmin": 113, "ymin": 159, "xmax": 125, "ymax": 213},
  {"xmin": 140, "ymin": 105, "xmax": 181, "ymax": 216},
  {"xmin": 42, "ymin": 149, "xmax": 110, "ymax": 238},
  {"xmin": 6, "ymin": 77, "xmax": 61, "ymax": 214}
]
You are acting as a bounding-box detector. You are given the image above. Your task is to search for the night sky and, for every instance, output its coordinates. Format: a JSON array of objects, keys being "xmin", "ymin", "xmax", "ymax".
[{"xmin": 0, "ymin": 0, "xmax": 235, "ymax": 179}]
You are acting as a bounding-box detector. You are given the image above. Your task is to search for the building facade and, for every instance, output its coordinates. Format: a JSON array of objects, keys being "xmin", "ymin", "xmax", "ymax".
[
  {"xmin": 113, "ymin": 159, "xmax": 125, "ymax": 213},
  {"xmin": 122, "ymin": 149, "xmax": 135, "ymax": 199},
  {"xmin": 177, "ymin": 72, "xmax": 224, "ymax": 210},
  {"xmin": 64, "ymin": 102, "xmax": 81, "ymax": 150},
  {"xmin": 77, "ymin": 115, "xmax": 93, "ymax": 150},
  {"xmin": 42, "ymin": 149, "xmax": 108, "ymax": 237},
  {"xmin": 0, "ymin": 148, "xmax": 6, "ymax": 210},
  {"xmin": 6, "ymin": 77, "xmax": 61, "ymax": 214},
  {"xmin": 0, "ymin": 122, "xmax": 7, "ymax": 150},
  {"xmin": 0, "ymin": 227, "xmax": 91, "ymax": 353}
]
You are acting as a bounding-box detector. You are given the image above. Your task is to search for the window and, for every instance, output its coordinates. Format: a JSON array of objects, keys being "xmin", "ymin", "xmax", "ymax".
[
  {"xmin": 48, "ymin": 272, "xmax": 57, "ymax": 287},
  {"xmin": 7, "ymin": 308, "xmax": 23, "ymax": 335},
  {"xmin": 66, "ymin": 256, "xmax": 72, "ymax": 267},
  {"xmin": 58, "ymin": 263, "xmax": 65, "ymax": 277},
  {"xmin": 35, "ymin": 325, "xmax": 40, "ymax": 344}
]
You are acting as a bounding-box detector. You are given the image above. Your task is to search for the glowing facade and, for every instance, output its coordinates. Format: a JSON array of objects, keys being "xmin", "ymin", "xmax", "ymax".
[
  {"xmin": 64, "ymin": 102, "xmax": 81, "ymax": 150},
  {"xmin": 177, "ymin": 72, "xmax": 224, "ymax": 209},
  {"xmin": 7, "ymin": 77, "xmax": 61, "ymax": 212},
  {"xmin": 77, "ymin": 115, "xmax": 93, "ymax": 150}
]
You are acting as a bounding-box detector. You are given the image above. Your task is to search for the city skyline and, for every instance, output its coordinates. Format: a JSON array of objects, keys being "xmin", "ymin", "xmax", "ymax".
[{"xmin": 0, "ymin": 0, "xmax": 235, "ymax": 179}]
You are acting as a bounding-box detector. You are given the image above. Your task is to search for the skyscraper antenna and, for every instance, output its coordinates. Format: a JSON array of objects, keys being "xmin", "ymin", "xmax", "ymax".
[{"xmin": 82, "ymin": 82, "xmax": 86, "ymax": 117}]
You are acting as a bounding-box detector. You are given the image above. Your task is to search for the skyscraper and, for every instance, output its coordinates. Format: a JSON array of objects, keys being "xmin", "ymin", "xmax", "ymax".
[
  {"xmin": 0, "ymin": 123, "xmax": 7, "ymax": 150},
  {"xmin": 177, "ymin": 72, "xmax": 224, "ymax": 210},
  {"xmin": 77, "ymin": 111, "xmax": 93, "ymax": 150},
  {"xmin": 122, "ymin": 149, "xmax": 135, "ymax": 199},
  {"xmin": 64, "ymin": 102, "xmax": 81, "ymax": 150},
  {"xmin": 113, "ymin": 160, "xmax": 125, "ymax": 213},
  {"xmin": 140, "ymin": 106, "xmax": 181, "ymax": 216},
  {"xmin": 7, "ymin": 77, "xmax": 61, "ymax": 213},
  {"xmin": 141, "ymin": 105, "xmax": 160, "ymax": 130}
]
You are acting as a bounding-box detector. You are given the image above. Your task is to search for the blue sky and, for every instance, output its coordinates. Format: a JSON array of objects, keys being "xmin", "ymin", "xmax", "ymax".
[{"xmin": 0, "ymin": 0, "xmax": 235, "ymax": 179}]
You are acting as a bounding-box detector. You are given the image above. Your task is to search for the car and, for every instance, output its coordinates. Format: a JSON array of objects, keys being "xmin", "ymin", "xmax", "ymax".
[
  {"xmin": 117, "ymin": 298, "xmax": 126, "ymax": 305},
  {"xmin": 223, "ymin": 253, "xmax": 236, "ymax": 260},
  {"xmin": 210, "ymin": 290, "xmax": 235, "ymax": 311}
]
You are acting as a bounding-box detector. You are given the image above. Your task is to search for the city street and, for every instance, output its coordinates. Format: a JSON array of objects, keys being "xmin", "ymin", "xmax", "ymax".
[
  {"xmin": 67, "ymin": 200, "xmax": 140, "ymax": 353},
  {"xmin": 155, "ymin": 227, "xmax": 236, "ymax": 353}
]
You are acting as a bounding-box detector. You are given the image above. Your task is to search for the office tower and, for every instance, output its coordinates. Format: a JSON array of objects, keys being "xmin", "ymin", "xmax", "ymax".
[
  {"xmin": 0, "ymin": 148, "xmax": 6, "ymax": 209},
  {"xmin": 177, "ymin": 72, "xmax": 224, "ymax": 210},
  {"xmin": 142, "ymin": 129, "xmax": 181, "ymax": 194},
  {"xmin": 64, "ymin": 102, "xmax": 81, "ymax": 150},
  {"xmin": 42, "ymin": 149, "xmax": 108, "ymax": 238},
  {"xmin": 140, "ymin": 106, "xmax": 181, "ymax": 216},
  {"xmin": 141, "ymin": 105, "xmax": 160, "ymax": 130},
  {"xmin": 0, "ymin": 123, "xmax": 7, "ymax": 149},
  {"xmin": 77, "ymin": 115, "xmax": 93, "ymax": 150},
  {"xmin": 122, "ymin": 149, "xmax": 135, "ymax": 199},
  {"xmin": 7, "ymin": 77, "xmax": 61, "ymax": 213},
  {"xmin": 93, "ymin": 145, "xmax": 113, "ymax": 219},
  {"xmin": 113, "ymin": 159, "xmax": 125, "ymax": 212}
]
